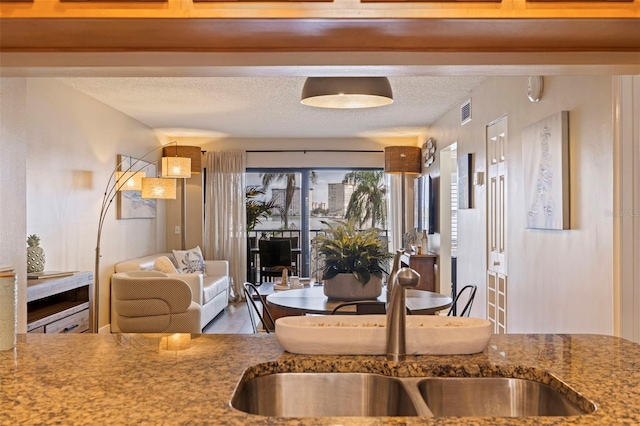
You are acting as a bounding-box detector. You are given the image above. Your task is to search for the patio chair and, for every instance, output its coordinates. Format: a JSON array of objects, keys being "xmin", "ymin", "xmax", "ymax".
[{"xmin": 258, "ymin": 239, "xmax": 294, "ymax": 284}]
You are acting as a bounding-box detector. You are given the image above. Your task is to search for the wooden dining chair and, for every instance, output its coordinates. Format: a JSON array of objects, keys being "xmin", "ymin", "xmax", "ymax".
[
  {"xmin": 331, "ymin": 301, "xmax": 411, "ymax": 315},
  {"xmin": 258, "ymin": 239, "xmax": 294, "ymax": 284},
  {"xmin": 447, "ymin": 285, "xmax": 477, "ymax": 317},
  {"xmin": 331, "ymin": 300, "xmax": 387, "ymax": 315},
  {"xmin": 242, "ymin": 282, "xmax": 276, "ymax": 333}
]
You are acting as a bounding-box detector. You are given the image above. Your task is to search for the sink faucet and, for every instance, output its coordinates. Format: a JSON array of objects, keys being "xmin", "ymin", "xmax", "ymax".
[{"xmin": 386, "ymin": 267, "xmax": 420, "ymax": 362}]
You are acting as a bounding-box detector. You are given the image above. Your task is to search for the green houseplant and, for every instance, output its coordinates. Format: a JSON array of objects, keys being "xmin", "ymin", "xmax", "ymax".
[{"xmin": 316, "ymin": 219, "xmax": 392, "ymax": 300}]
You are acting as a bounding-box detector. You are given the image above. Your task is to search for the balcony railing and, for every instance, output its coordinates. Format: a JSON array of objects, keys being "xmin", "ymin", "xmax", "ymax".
[{"xmin": 247, "ymin": 228, "xmax": 389, "ymax": 283}]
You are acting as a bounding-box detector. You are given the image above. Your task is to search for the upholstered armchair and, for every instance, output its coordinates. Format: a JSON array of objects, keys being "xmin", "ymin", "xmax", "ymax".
[{"xmin": 111, "ymin": 271, "xmax": 201, "ymax": 334}]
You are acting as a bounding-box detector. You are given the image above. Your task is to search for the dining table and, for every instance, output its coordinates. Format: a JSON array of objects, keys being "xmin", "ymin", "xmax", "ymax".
[{"xmin": 265, "ymin": 285, "xmax": 452, "ymax": 323}]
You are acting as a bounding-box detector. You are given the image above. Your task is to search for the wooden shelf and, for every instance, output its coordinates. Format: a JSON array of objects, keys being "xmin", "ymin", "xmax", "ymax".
[{"xmin": 27, "ymin": 272, "xmax": 93, "ymax": 334}]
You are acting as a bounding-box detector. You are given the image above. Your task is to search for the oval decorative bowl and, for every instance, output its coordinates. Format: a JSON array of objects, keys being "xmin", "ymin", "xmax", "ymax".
[{"xmin": 275, "ymin": 315, "xmax": 493, "ymax": 356}]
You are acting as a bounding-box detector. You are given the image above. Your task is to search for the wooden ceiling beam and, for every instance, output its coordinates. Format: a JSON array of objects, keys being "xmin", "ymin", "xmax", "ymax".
[{"xmin": 1, "ymin": 18, "xmax": 640, "ymax": 52}]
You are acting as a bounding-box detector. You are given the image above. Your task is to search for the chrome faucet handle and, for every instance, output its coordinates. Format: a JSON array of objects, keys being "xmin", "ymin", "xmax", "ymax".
[
  {"xmin": 386, "ymin": 267, "xmax": 420, "ymax": 362},
  {"xmin": 396, "ymin": 267, "xmax": 420, "ymax": 289}
]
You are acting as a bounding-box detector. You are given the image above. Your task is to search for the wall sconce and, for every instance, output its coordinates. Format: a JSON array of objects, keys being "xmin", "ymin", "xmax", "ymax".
[{"xmin": 474, "ymin": 171, "xmax": 485, "ymax": 186}]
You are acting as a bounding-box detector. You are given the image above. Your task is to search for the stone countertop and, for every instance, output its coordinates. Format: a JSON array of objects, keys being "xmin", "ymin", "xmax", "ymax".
[{"xmin": 1, "ymin": 333, "xmax": 639, "ymax": 425}]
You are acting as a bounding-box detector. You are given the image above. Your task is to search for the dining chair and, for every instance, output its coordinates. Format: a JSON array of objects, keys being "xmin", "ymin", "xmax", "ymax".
[
  {"xmin": 330, "ymin": 300, "xmax": 412, "ymax": 315},
  {"xmin": 447, "ymin": 285, "xmax": 477, "ymax": 317},
  {"xmin": 242, "ymin": 282, "xmax": 276, "ymax": 333},
  {"xmin": 258, "ymin": 239, "xmax": 294, "ymax": 284}
]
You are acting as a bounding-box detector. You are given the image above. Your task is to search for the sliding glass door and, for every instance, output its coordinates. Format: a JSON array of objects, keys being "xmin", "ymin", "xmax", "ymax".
[{"xmin": 246, "ymin": 168, "xmax": 387, "ymax": 281}]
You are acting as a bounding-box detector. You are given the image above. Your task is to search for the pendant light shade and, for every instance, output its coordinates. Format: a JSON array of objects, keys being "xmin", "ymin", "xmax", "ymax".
[
  {"xmin": 384, "ymin": 146, "xmax": 422, "ymax": 174},
  {"xmin": 301, "ymin": 77, "xmax": 393, "ymax": 109},
  {"xmin": 162, "ymin": 146, "xmax": 202, "ymax": 174},
  {"xmin": 161, "ymin": 156, "xmax": 191, "ymax": 179},
  {"xmin": 115, "ymin": 171, "xmax": 146, "ymax": 191},
  {"xmin": 141, "ymin": 178, "xmax": 177, "ymax": 199}
]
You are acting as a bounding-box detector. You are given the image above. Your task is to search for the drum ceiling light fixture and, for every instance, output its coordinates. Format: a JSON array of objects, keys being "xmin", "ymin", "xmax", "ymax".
[{"xmin": 300, "ymin": 77, "xmax": 394, "ymax": 109}]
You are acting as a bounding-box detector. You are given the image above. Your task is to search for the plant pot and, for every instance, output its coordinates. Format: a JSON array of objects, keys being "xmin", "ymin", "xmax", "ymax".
[{"xmin": 323, "ymin": 273, "xmax": 382, "ymax": 301}]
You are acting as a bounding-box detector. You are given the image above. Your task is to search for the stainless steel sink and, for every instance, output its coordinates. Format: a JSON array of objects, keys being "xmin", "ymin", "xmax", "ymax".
[
  {"xmin": 230, "ymin": 372, "xmax": 595, "ymax": 418},
  {"xmin": 230, "ymin": 372, "xmax": 423, "ymax": 417},
  {"xmin": 417, "ymin": 377, "xmax": 595, "ymax": 417}
]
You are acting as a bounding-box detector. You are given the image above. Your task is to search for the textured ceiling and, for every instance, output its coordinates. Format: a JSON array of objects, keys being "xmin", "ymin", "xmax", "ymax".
[{"xmin": 57, "ymin": 76, "xmax": 487, "ymax": 139}]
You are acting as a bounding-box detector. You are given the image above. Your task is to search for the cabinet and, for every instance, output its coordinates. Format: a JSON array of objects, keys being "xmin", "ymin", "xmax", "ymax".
[
  {"xmin": 402, "ymin": 253, "xmax": 437, "ymax": 292},
  {"xmin": 27, "ymin": 272, "xmax": 93, "ymax": 334}
]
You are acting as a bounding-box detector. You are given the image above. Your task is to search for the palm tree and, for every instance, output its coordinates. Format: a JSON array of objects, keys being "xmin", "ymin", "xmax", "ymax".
[
  {"xmin": 343, "ymin": 171, "xmax": 387, "ymax": 228},
  {"xmin": 245, "ymin": 186, "xmax": 281, "ymax": 231},
  {"xmin": 261, "ymin": 173, "xmax": 297, "ymax": 229},
  {"xmin": 261, "ymin": 172, "xmax": 318, "ymax": 229}
]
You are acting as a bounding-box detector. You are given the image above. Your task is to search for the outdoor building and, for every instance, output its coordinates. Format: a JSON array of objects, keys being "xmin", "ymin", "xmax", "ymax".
[{"xmin": 328, "ymin": 183, "xmax": 354, "ymax": 217}]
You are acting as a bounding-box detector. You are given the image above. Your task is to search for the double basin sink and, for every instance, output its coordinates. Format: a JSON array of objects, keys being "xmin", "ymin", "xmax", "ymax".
[{"xmin": 231, "ymin": 371, "xmax": 596, "ymax": 418}]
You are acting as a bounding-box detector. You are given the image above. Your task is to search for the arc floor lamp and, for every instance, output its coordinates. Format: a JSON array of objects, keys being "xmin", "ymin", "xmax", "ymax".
[
  {"xmin": 162, "ymin": 145, "xmax": 202, "ymax": 250},
  {"xmin": 94, "ymin": 142, "xmax": 191, "ymax": 333}
]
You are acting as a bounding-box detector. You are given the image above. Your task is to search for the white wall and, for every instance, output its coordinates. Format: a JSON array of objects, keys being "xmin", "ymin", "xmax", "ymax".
[
  {"xmin": 0, "ymin": 78, "xmax": 28, "ymax": 332},
  {"xmin": 26, "ymin": 79, "xmax": 167, "ymax": 330},
  {"xmin": 163, "ymin": 136, "xmax": 420, "ymax": 250},
  {"xmin": 427, "ymin": 75, "xmax": 614, "ymax": 334}
]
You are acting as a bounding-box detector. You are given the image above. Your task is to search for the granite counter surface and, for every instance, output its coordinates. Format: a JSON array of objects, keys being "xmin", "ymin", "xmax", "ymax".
[{"xmin": 1, "ymin": 333, "xmax": 639, "ymax": 425}]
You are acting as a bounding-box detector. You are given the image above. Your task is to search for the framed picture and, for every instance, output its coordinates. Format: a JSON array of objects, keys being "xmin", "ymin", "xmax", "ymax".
[
  {"xmin": 116, "ymin": 154, "xmax": 157, "ymax": 219},
  {"xmin": 522, "ymin": 111, "xmax": 570, "ymax": 230},
  {"xmin": 458, "ymin": 153, "xmax": 473, "ymax": 209}
]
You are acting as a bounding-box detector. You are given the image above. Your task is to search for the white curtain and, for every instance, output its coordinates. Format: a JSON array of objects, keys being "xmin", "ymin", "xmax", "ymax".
[
  {"xmin": 387, "ymin": 173, "xmax": 403, "ymax": 253},
  {"xmin": 203, "ymin": 150, "xmax": 246, "ymax": 302}
]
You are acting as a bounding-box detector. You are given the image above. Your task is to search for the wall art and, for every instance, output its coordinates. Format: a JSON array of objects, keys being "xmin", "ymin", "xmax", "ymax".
[{"xmin": 522, "ymin": 111, "xmax": 570, "ymax": 230}]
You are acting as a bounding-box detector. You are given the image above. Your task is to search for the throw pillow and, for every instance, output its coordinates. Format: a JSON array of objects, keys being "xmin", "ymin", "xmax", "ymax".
[
  {"xmin": 173, "ymin": 246, "xmax": 206, "ymax": 274},
  {"xmin": 154, "ymin": 256, "xmax": 179, "ymax": 274}
]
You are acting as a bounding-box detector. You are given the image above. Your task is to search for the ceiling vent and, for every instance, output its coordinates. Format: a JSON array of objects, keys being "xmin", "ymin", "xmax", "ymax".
[{"xmin": 461, "ymin": 99, "xmax": 472, "ymax": 125}]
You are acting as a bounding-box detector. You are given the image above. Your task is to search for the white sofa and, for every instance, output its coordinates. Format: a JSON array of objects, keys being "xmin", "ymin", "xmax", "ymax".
[{"xmin": 112, "ymin": 253, "xmax": 229, "ymax": 332}]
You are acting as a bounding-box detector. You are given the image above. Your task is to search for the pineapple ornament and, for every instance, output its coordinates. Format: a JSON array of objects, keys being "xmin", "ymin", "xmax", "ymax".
[{"xmin": 27, "ymin": 234, "xmax": 45, "ymax": 273}]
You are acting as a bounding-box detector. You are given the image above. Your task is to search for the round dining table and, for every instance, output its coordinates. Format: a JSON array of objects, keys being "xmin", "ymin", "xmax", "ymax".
[{"xmin": 265, "ymin": 285, "xmax": 452, "ymax": 317}]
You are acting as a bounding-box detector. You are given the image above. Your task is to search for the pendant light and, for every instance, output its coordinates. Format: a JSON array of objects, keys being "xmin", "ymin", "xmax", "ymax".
[
  {"xmin": 301, "ymin": 77, "xmax": 393, "ymax": 109},
  {"xmin": 141, "ymin": 177, "xmax": 177, "ymax": 199}
]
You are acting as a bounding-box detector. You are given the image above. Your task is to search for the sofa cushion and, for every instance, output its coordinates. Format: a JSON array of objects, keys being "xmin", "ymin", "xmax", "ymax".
[
  {"xmin": 202, "ymin": 275, "xmax": 229, "ymax": 305},
  {"xmin": 173, "ymin": 246, "xmax": 206, "ymax": 274},
  {"xmin": 154, "ymin": 256, "xmax": 179, "ymax": 274}
]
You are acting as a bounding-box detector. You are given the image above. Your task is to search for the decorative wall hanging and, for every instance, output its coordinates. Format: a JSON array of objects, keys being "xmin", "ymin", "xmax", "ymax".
[
  {"xmin": 423, "ymin": 138, "xmax": 436, "ymax": 168},
  {"xmin": 458, "ymin": 153, "xmax": 473, "ymax": 209},
  {"xmin": 522, "ymin": 111, "xmax": 570, "ymax": 230}
]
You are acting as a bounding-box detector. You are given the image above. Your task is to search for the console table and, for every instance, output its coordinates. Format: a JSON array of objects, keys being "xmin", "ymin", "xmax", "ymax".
[
  {"xmin": 27, "ymin": 272, "xmax": 93, "ymax": 334},
  {"xmin": 402, "ymin": 253, "xmax": 437, "ymax": 292}
]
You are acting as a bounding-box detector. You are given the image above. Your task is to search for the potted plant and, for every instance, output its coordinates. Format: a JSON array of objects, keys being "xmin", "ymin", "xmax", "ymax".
[{"xmin": 316, "ymin": 219, "xmax": 392, "ymax": 300}]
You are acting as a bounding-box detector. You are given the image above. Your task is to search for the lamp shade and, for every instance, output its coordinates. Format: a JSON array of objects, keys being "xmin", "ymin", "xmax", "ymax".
[
  {"xmin": 163, "ymin": 146, "xmax": 202, "ymax": 174},
  {"xmin": 115, "ymin": 171, "xmax": 146, "ymax": 191},
  {"xmin": 161, "ymin": 157, "xmax": 191, "ymax": 179},
  {"xmin": 301, "ymin": 77, "xmax": 393, "ymax": 109},
  {"xmin": 141, "ymin": 178, "xmax": 177, "ymax": 199},
  {"xmin": 384, "ymin": 146, "xmax": 422, "ymax": 174}
]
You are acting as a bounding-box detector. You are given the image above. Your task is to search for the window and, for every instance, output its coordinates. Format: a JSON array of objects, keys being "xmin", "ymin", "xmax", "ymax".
[{"xmin": 246, "ymin": 168, "xmax": 387, "ymax": 280}]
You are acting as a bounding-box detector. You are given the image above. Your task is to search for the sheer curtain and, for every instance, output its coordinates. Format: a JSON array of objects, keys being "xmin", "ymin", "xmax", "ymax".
[
  {"xmin": 203, "ymin": 150, "xmax": 246, "ymax": 302},
  {"xmin": 386, "ymin": 173, "xmax": 403, "ymax": 253}
]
